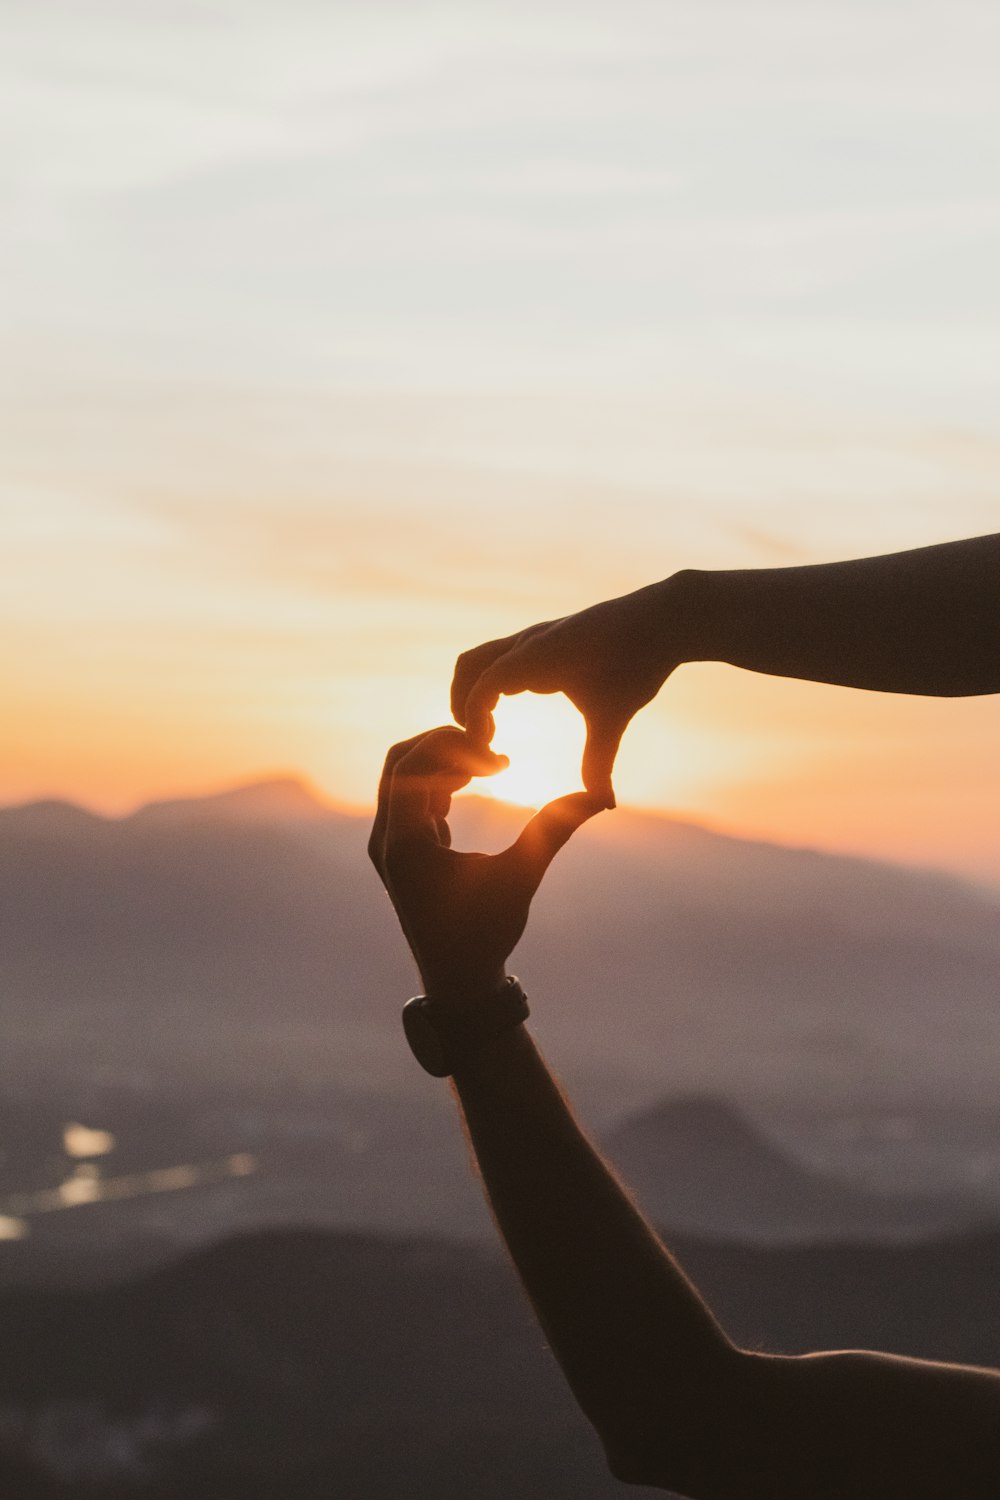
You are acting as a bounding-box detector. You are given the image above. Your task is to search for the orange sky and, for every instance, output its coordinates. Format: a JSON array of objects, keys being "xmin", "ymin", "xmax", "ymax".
[
  {"xmin": 3, "ymin": 3, "xmax": 1000, "ymax": 885},
  {"xmin": 4, "ymin": 479, "xmax": 998, "ymax": 886}
]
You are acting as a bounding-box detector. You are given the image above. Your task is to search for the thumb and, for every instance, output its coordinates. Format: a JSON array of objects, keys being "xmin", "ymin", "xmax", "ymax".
[
  {"xmin": 581, "ymin": 712, "xmax": 627, "ymax": 811},
  {"xmin": 507, "ymin": 791, "xmax": 605, "ymax": 892}
]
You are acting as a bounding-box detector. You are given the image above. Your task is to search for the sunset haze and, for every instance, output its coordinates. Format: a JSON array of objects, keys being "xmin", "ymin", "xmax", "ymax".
[{"xmin": 3, "ymin": 0, "xmax": 999, "ymax": 882}]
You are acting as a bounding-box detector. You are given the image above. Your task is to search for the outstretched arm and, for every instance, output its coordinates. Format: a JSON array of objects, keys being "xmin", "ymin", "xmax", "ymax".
[
  {"xmin": 453, "ymin": 1027, "xmax": 1000, "ymax": 1500},
  {"xmin": 451, "ymin": 533, "xmax": 1000, "ymax": 805},
  {"xmin": 451, "ymin": 1024, "xmax": 740, "ymax": 1497},
  {"xmin": 691, "ymin": 532, "xmax": 1000, "ymax": 698},
  {"xmin": 370, "ymin": 727, "xmax": 1000, "ymax": 1498}
]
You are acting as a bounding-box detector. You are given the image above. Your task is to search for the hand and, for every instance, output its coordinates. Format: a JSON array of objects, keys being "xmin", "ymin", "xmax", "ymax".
[
  {"xmin": 369, "ymin": 726, "xmax": 603, "ymax": 1000},
  {"xmin": 450, "ymin": 579, "xmax": 687, "ymax": 808}
]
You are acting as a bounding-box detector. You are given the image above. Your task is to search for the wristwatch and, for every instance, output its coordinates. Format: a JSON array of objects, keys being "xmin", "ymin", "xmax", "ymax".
[{"xmin": 402, "ymin": 975, "xmax": 530, "ymax": 1078}]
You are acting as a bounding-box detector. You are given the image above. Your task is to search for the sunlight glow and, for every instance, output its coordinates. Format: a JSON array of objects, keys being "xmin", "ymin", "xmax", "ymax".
[{"xmin": 480, "ymin": 693, "xmax": 587, "ymax": 808}]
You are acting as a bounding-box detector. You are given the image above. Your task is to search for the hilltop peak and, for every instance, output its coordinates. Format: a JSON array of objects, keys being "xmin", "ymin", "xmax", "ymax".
[
  {"xmin": 133, "ymin": 776, "xmax": 331, "ymax": 825},
  {"xmin": 0, "ymin": 797, "xmax": 102, "ymax": 831},
  {"xmin": 610, "ymin": 1093, "xmax": 778, "ymax": 1161}
]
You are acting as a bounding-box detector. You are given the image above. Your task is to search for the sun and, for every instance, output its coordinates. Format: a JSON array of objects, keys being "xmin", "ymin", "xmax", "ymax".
[{"xmin": 475, "ymin": 692, "xmax": 586, "ymax": 808}]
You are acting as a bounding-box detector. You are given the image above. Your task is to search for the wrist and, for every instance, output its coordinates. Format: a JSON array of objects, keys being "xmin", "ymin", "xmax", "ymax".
[
  {"xmin": 450, "ymin": 1014, "xmax": 535, "ymax": 1087},
  {"xmin": 644, "ymin": 567, "xmax": 723, "ymax": 670},
  {"xmin": 418, "ymin": 967, "xmax": 508, "ymax": 1013},
  {"xmin": 402, "ymin": 975, "xmax": 528, "ymax": 1079}
]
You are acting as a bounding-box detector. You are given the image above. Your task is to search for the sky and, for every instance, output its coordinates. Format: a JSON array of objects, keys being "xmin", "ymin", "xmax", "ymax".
[{"xmin": 2, "ymin": 0, "xmax": 999, "ymax": 881}]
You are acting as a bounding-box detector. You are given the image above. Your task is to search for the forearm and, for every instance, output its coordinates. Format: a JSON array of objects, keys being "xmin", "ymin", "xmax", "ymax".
[
  {"xmin": 451, "ymin": 1021, "xmax": 738, "ymax": 1493},
  {"xmin": 664, "ymin": 533, "xmax": 1000, "ymax": 696},
  {"xmin": 738, "ymin": 1348, "xmax": 1000, "ymax": 1499},
  {"xmin": 452, "ymin": 1022, "xmax": 1000, "ymax": 1500}
]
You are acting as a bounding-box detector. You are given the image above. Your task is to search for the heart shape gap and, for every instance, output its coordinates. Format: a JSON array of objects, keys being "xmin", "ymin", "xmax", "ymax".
[{"xmin": 449, "ymin": 692, "xmax": 586, "ymax": 855}]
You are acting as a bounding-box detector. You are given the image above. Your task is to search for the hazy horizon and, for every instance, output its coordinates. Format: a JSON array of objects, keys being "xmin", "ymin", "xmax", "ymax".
[{"xmin": 6, "ymin": 769, "xmax": 1000, "ymax": 900}]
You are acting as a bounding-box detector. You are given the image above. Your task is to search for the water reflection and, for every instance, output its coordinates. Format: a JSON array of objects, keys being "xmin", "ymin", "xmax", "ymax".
[
  {"xmin": 59, "ymin": 1165, "xmax": 102, "ymax": 1207},
  {"xmin": 63, "ymin": 1123, "xmax": 116, "ymax": 1160},
  {"xmin": 0, "ymin": 1154, "xmax": 258, "ymax": 1221}
]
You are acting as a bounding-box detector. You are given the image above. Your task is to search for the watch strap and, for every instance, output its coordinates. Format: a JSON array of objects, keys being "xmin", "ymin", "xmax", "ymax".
[{"xmin": 402, "ymin": 976, "xmax": 529, "ymax": 1077}]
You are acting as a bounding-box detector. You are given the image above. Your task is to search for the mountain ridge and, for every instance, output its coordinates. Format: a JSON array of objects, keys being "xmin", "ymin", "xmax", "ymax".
[
  {"xmin": 2, "ymin": 777, "xmax": 997, "ymax": 1108},
  {"xmin": 0, "ymin": 1222, "xmax": 998, "ymax": 1498},
  {"xmin": 3, "ymin": 777, "xmax": 993, "ymax": 907},
  {"xmin": 606, "ymin": 1094, "xmax": 978, "ymax": 1243}
]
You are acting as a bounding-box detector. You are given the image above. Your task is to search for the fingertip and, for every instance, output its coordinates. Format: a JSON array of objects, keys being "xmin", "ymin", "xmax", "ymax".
[
  {"xmin": 509, "ymin": 789, "xmax": 604, "ymax": 885},
  {"xmin": 461, "ymin": 740, "xmax": 509, "ymax": 780},
  {"xmin": 468, "ymin": 709, "xmax": 496, "ymax": 748},
  {"xmin": 538, "ymin": 789, "xmax": 603, "ymax": 834},
  {"xmin": 577, "ymin": 789, "xmax": 611, "ymax": 824},
  {"xmin": 465, "ymin": 685, "xmax": 498, "ymax": 747},
  {"xmin": 582, "ymin": 773, "xmax": 615, "ymax": 811}
]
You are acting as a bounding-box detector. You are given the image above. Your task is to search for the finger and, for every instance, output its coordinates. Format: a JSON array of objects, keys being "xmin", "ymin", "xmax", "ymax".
[
  {"xmin": 387, "ymin": 727, "xmax": 508, "ymax": 846},
  {"xmin": 429, "ymin": 764, "xmax": 476, "ymax": 823},
  {"xmin": 369, "ymin": 731, "xmax": 429, "ymax": 873},
  {"xmin": 463, "ymin": 653, "xmax": 536, "ymax": 746},
  {"xmin": 451, "ymin": 636, "xmax": 517, "ymax": 726},
  {"xmin": 581, "ymin": 712, "xmax": 628, "ymax": 810},
  {"xmin": 462, "ymin": 667, "xmax": 502, "ymax": 746},
  {"xmin": 505, "ymin": 791, "xmax": 605, "ymax": 892},
  {"xmin": 454, "ymin": 623, "xmax": 551, "ymax": 743},
  {"xmin": 396, "ymin": 725, "xmax": 509, "ymax": 783},
  {"xmin": 371, "ymin": 727, "xmax": 487, "ymax": 870}
]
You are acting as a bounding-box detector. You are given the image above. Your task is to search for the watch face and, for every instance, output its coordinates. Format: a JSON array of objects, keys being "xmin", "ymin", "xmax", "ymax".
[{"xmin": 402, "ymin": 999, "xmax": 450, "ymax": 1078}]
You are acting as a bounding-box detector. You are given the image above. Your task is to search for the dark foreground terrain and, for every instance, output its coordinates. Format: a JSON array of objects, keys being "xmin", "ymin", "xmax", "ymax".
[
  {"xmin": 0, "ymin": 1224, "xmax": 997, "ymax": 1498},
  {"xmin": 1, "ymin": 786, "xmax": 997, "ymax": 1493}
]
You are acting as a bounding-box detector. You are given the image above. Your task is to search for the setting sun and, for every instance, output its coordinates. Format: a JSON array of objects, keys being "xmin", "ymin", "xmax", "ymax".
[{"xmin": 476, "ymin": 692, "xmax": 587, "ymax": 808}]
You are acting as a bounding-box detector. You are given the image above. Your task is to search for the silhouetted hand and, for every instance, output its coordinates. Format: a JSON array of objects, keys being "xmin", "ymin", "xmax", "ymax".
[
  {"xmin": 369, "ymin": 727, "xmax": 603, "ymax": 998},
  {"xmin": 450, "ymin": 584, "xmax": 681, "ymax": 810}
]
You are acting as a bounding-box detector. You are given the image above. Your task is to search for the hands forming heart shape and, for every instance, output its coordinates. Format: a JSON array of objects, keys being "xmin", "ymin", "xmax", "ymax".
[
  {"xmin": 369, "ymin": 580, "xmax": 684, "ymax": 996},
  {"xmin": 368, "ymin": 725, "xmax": 604, "ymax": 1001},
  {"xmin": 365, "ymin": 538, "xmax": 1000, "ymax": 1500}
]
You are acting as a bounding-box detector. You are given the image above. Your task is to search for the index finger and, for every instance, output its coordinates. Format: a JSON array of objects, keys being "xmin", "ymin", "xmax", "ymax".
[
  {"xmin": 369, "ymin": 730, "xmax": 429, "ymax": 875},
  {"xmin": 386, "ymin": 727, "xmax": 508, "ymax": 848},
  {"xmin": 453, "ymin": 622, "xmax": 552, "ymax": 743},
  {"xmin": 450, "ymin": 635, "xmax": 516, "ymax": 728}
]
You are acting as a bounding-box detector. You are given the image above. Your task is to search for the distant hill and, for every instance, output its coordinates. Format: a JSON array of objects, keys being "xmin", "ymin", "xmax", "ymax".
[
  {"xmin": 606, "ymin": 1095, "xmax": 972, "ymax": 1242},
  {"xmin": 132, "ymin": 775, "xmax": 332, "ymax": 826},
  {"xmin": 1, "ymin": 780, "xmax": 998, "ymax": 1119},
  {"xmin": 454, "ymin": 794, "xmax": 1000, "ymax": 1109},
  {"xmin": 0, "ymin": 1078, "xmax": 976, "ymax": 1282},
  {"xmin": 0, "ymin": 1224, "xmax": 997, "ymax": 1498}
]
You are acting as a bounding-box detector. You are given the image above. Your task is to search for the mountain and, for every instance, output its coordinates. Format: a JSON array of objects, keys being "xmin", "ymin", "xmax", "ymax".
[
  {"xmin": 606, "ymin": 1095, "xmax": 972, "ymax": 1243},
  {"xmin": 451, "ymin": 795, "xmax": 1000, "ymax": 1111},
  {"xmin": 0, "ymin": 798, "xmax": 103, "ymax": 833},
  {"xmin": 2, "ymin": 780, "xmax": 998, "ymax": 1117},
  {"xmin": 0, "ymin": 1077, "xmax": 975, "ymax": 1289},
  {"xmin": 0, "ymin": 778, "xmax": 370, "ymax": 1067},
  {"xmin": 2, "ymin": 781, "xmax": 998, "ymax": 1490},
  {"xmin": 132, "ymin": 775, "xmax": 332, "ymax": 826},
  {"xmin": 0, "ymin": 1228, "xmax": 617, "ymax": 1500},
  {"xmin": 0, "ymin": 1224, "xmax": 997, "ymax": 1498}
]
